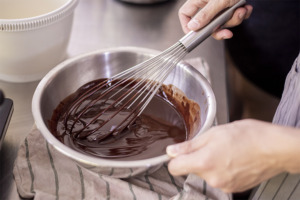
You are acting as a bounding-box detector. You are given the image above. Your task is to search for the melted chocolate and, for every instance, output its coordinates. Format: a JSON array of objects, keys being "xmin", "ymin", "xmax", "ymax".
[{"xmin": 49, "ymin": 79, "xmax": 198, "ymax": 161}]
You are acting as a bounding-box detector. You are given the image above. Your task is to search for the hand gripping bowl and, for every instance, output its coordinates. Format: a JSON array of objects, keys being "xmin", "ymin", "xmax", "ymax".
[
  {"xmin": 32, "ymin": 47, "xmax": 216, "ymax": 178},
  {"xmin": 0, "ymin": 0, "xmax": 78, "ymax": 82}
]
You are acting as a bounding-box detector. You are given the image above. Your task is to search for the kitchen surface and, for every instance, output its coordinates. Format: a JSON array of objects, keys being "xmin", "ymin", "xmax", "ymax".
[{"xmin": 0, "ymin": 0, "xmax": 229, "ymax": 199}]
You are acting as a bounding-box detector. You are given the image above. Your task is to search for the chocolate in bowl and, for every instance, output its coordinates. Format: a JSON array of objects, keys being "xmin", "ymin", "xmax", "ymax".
[
  {"xmin": 32, "ymin": 47, "xmax": 216, "ymax": 178},
  {"xmin": 49, "ymin": 78, "xmax": 201, "ymax": 161}
]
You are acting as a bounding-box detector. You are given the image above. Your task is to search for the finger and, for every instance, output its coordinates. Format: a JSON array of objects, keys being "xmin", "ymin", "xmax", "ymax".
[
  {"xmin": 168, "ymin": 150, "xmax": 206, "ymax": 176},
  {"xmin": 179, "ymin": 12, "xmax": 192, "ymax": 34},
  {"xmin": 224, "ymin": 7, "xmax": 246, "ymax": 27},
  {"xmin": 211, "ymin": 5, "xmax": 252, "ymax": 40},
  {"xmin": 178, "ymin": 0, "xmax": 207, "ymax": 33},
  {"xmin": 167, "ymin": 141, "xmax": 193, "ymax": 157},
  {"xmin": 222, "ymin": 5, "xmax": 253, "ymax": 28},
  {"xmin": 166, "ymin": 133, "xmax": 209, "ymax": 157},
  {"xmin": 187, "ymin": 0, "xmax": 238, "ymax": 31},
  {"xmin": 211, "ymin": 29, "xmax": 233, "ymax": 40},
  {"xmin": 244, "ymin": 4, "xmax": 253, "ymax": 19}
]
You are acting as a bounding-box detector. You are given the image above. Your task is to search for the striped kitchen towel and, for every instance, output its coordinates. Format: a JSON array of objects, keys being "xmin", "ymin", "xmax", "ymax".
[
  {"xmin": 13, "ymin": 127, "xmax": 230, "ymax": 200},
  {"xmin": 13, "ymin": 57, "xmax": 230, "ymax": 200}
]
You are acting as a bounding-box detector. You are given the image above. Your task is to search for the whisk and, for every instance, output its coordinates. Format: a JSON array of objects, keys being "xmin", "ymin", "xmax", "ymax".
[{"xmin": 63, "ymin": 0, "xmax": 246, "ymax": 141}]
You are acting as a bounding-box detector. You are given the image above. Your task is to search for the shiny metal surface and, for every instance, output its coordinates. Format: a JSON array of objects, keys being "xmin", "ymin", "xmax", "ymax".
[
  {"xmin": 32, "ymin": 47, "xmax": 216, "ymax": 177},
  {"xmin": 0, "ymin": 0, "xmax": 229, "ymax": 199}
]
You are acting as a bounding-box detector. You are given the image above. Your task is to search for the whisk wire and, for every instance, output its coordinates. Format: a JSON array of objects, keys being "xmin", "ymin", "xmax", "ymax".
[
  {"xmin": 65, "ymin": 42, "xmax": 188, "ymax": 141},
  {"xmin": 137, "ymin": 44, "xmax": 187, "ymax": 116}
]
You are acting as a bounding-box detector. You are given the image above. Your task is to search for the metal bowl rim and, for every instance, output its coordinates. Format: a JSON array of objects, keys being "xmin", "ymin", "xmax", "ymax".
[{"xmin": 32, "ymin": 46, "xmax": 216, "ymax": 168}]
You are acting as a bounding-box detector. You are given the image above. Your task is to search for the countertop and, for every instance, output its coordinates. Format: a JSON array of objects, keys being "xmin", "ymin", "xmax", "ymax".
[{"xmin": 0, "ymin": 0, "xmax": 228, "ymax": 199}]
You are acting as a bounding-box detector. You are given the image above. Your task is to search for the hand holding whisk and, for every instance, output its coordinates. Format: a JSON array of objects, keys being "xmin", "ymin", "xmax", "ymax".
[{"xmin": 62, "ymin": 0, "xmax": 246, "ymax": 142}]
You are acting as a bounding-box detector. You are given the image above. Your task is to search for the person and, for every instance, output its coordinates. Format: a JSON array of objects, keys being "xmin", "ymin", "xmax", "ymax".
[
  {"xmin": 167, "ymin": 0, "xmax": 300, "ymax": 199},
  {"xmin": 225, "ymin": 0, "xmax": 300, "ymax": 98},
  {"xmin": 225, "ymin": 0, "xmax": 300, "ymax": 122}
]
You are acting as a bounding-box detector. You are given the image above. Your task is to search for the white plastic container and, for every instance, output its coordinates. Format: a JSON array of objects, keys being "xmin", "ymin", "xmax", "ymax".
[{"xmin": 0, "ymin": 0, "xmax": 78, "ymax": 82}]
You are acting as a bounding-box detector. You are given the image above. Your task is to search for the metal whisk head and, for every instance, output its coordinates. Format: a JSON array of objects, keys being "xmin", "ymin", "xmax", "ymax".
[
  {"xmin": 61, "ymin": 0, "xmax": 245, "ymax": 141},
  {"xmin": 63, "ymin": 42, "xmax": 187, "ymax": 141}
]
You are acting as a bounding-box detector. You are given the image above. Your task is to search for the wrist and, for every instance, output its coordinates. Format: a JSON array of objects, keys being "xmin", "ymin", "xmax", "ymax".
[{"xmin": 267, "ymin": 125, "xmax": 300, "ymax": 174}]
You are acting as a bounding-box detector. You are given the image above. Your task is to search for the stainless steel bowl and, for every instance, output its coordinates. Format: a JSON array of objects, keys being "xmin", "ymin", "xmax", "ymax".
[{"xmin": 32, "ymin": 47, "xmax": 216, "ymax": 178}]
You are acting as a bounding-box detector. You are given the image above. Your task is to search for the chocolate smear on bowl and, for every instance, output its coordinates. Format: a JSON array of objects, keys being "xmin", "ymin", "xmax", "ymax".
[{"xmin": 49, "ymin": 78, "xmax": 201, "ymax": 161}]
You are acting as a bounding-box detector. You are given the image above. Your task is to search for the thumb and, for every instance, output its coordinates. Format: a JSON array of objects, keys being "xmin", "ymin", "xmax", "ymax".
[{"xmin": 166, "ymin": 134, "xmax": 208, "ymax": 158}]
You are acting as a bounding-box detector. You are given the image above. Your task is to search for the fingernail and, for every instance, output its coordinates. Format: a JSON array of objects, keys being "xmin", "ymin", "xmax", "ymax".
[
  {"xmin": 222, "ymin": 35, "xmax": 231, "ymax": 40},
  {"xmin": 218, "ymin": 31, "xmax": 233, "ymax": 40},
  {"xmin": 166, "ymin": 145, "xmax": 178, "ymax": 157},
  {"xmin": 238, "ymin": 12, "xmax": 246, "ymax": 19},
  {"xmin": 187, "ymin": 19, "xmax": 200, "ymax": 30}
]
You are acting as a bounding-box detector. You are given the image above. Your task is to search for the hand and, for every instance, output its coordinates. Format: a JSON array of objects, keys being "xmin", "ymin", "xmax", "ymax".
[
  {"xmin": 179, "ymin": 0, "xmax": 253, "ymax": 40},
  {"xmin": 167, "ymin": 119, "xmax": 300, "ymax": 193}
]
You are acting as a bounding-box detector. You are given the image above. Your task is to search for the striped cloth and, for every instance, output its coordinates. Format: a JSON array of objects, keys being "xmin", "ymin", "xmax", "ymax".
[
  {"xmin": 13, "ymin": 57, "xmax": 231, "ymax": 200},
  {"xmin": 251, "ymin": 52, "xmax": 300, "ymax": 200},
  {"xmin": 14, "ymin": 127, "xmax": 185, "ymax": 200},
  {"xmin": 13, "ymin": 127, "xmax": 230, "ymax": 200}
]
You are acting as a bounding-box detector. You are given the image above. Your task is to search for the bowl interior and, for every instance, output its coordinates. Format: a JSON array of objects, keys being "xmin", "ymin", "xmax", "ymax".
[
  {"xmin": 33, "ymin": 47, "xmax": 216, "ymax": 167},
  {"xmin": 0, "ymin": 0, "xmax": 70, "ymax": 19}
]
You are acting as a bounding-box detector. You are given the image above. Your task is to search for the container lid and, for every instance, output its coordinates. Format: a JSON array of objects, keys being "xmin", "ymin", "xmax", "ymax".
[{"xmin": 0, "ymin": 0, "xmax": 78, "ymax": 32}]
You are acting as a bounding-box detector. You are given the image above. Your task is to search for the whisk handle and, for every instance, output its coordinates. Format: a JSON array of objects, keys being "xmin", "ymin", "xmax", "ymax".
[{"xmin": 179, "ymin": 0, "xmax": 246, "ymax": 52}]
